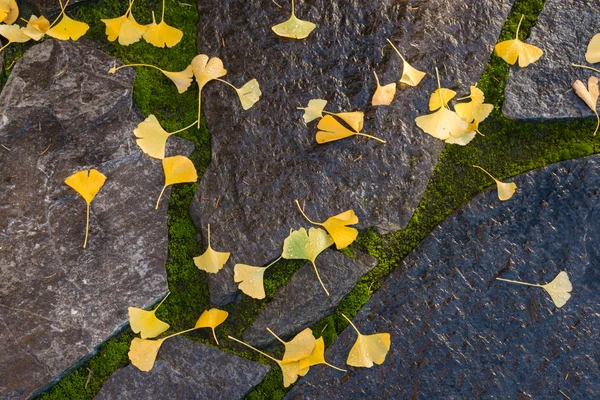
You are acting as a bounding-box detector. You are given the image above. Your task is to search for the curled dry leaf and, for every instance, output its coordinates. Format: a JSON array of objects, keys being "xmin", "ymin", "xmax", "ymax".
[
  {"xmin": 101, "ymin": 0, "xmax": 148, "ymax": 46},
  {"xmin": 0, "ymin": 24, "xmax": 31, "ymax": 52},
  {"xmin": 234, "ymin": 257, "xmax": 281, "ymax": 299},
  {"xmin": 297, "ymin": 99, "xmax": 327, "ymax": 123},
  {"xmin": 428, "ymin": 88, "xmax": 456, "ymax": 111},
  {"xmin": 496, "ymin": 271, "xmax": 572, "ymax": 308},
  {"xmin": 494, "ymin": 14, "xmax": 543, "ymax": 68},
  {"xmin": 46, "ymin": 0, "xmax": 90, "ymax": 41},
  {"xmin": 191, "ymin": 54, "xmax": 227, "ymax": 127},
  {"xmin": 23, "ymin": 15, "xmax": 50, "ymax": 41},
  {"xmin": 134, "ymin": 115, "xmax": 197, "ymax": 159},
  {"xmin": 218, "ymin": 78, "xmax": 262, "ymax": 110},
  {"xmin": 272, "ymin": 0, "xmax": 316, "ymax": 40},
  {"xmin": 156, "ymin": 155, "xmax": 197, "ymax": 209},
  {"xmin": 386, "ymin": 38, "xmax": 426, "ymax": 86},
  {"xmin": 128, "ymin": 293, "xmax": 170, "ymax": 339},
  {"xmin": 572, "ymin": 76, "xmax": 599, "ymax": 136},
  {"xmin": 372, "ymin": 71, "xmax": 396, "ymax": 106},
  {"xmin": 193, "ymin": 224, "xmax": 231, "ymax": 274},
  {"xmin": 454, "ymin": 86, "xmax": 493, "ymax": 123},
  {"xmin": 342, "ymin": 314, "xmax": 391, "ymax": 368},
  {"xmin": 295, "ymin": 200, "xmax": 358, "ymax": 250},
  {"xmin": 316, "ymin": 115, "xmax": 385, "ymax": 144},
  {"xmin": 0, "ymin": 0, "xmax": 17, "ymax": 25},
  {"xmin": 64, "ymin": 169, "xmax": 107, "ymax": 248},
  {"xmin": 473, "ymin": 165, "xmax": 516, "ymax": 201},
  {"xmin": 195, "ymin": 308, "xmax": 229, "ymax": 345}
]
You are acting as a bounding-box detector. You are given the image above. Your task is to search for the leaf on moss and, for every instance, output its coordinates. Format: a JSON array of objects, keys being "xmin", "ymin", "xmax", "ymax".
[
  {"xmin": 572, "ymin": 76, "xmax": 600, "ymax": 136},
  {"xmin": 454, "ymin": 86, "xmax": 494, "ymax": 123},
  {"xmin": 156, "ymin": 155, "xmax": 197, "ymax": 209},
  {"xmin": 342, "ymin": 314, "xmax": 391, "ymax": 368},
  {"xmin": 234, "ymin": 257, "xmax": 281, "ymax": 299},
  {"xmin": 195, "ymin": 308, "xmax": 229, "ymax": 345},
  {"xmin": 0, "ymin": 24, "xmax": 31, "ymax": 51},
  {"xmin": 386, "ymin": 38, "xmax": 426, "ymax": 86},
  {"xmin": 134, "ymin": 115, "xmax": 197, "ymax": 159},
  {"xmin": 272, "ymin": 0, "xmax": 316, "ymax": 39},
  {"xmin": 497, "ymin": 271, "xmax": 572, "ymax": 308},
  {"xmin": 191, "ymin": 54, "xmax": 227, "ymax": 127},
  {"xmin": 372, "ymin": 71, "xmax": 397, "ymax": 106},
  {"xmin": 142, "ymin": 0, "xmax": 183, "ymax": 48},
  {"xmin": 64, "ymin": 169, "xmax": 107, "ymax": 248},
  {"xmin": 494, "ymin": 14, "xmax": 543, "ymax": 68},
  {"xmin": 297, "ymin": 99, "xmax": 327, "ymax": 123},
  {"xmin": 23, "ymin": 15, "xmax": 50, "ymax": 41},
  {"xmin": 473, "ymin": 165, "xmax": 516, "ymax": 201},
  {"xmin": 193, "ymin": 224, "xmax": 231, "ymax": 274},
  {"xmin": 46, "ymin": 0, "xmax": 89, "ymax": 41},
  {"xmin": 128, "ymin": 293, "xmax": 170, "ymax": 339},
  {"xmin": 128, "ymin": 337, "xmax": 167, "ymax": 372},
  {"xmin": 101, "ymin": 0, "xmax": 148, "ymax": 46},
  {"xmin": 109, "ymin": 62, "xmax": 193, "ymax": 94},
  {"xmin": 295, "ymin": 200, "xmax": 358, "ymax": 250}
]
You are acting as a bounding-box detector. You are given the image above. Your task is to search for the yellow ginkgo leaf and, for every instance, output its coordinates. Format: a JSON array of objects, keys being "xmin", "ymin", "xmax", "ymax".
[
  {"xmin": 494, "ymin": 14, "xmax": 543, "ymax": 68},
  {"xmin": 109, "ymin": 62, "xmax": 193, "ymax": 94},
  {"xmin": 0, "ymin": 0, "xmax": 10, "ymax": 23},
  {"xmin": 191, "ymin": 54, "xmax": 227, "ymax": 127},
  {"xmin": 298, "ymin": 337, "xmax": 347, "ymax": 372},
  {"xmin": 195, "ymin": 308, "xmax": 228, "ymax": 345},
  {"xmin": 445, "ymin": 120, "xmax": 479, "ymax": 146},
  {"xmin": 0, "ymin": 0, "xmax": 18, "ymax": 25},
  {"xmin": 101, "ymin": 1, "xmax": 148, "ymax": 46},
  {"xmin": 341, "ymin": 314, "xmax": 391, "ymax": 368},
  {"xmin": 473, "ymin": 165, "xmax": 516, "ymax": 201},
  {"xmin": 217, "ymin": 78, "xmax": 262, "ymax": 110},
  {"xmin": 128, "ymin": 293, "xmax": 170, "ymax": 339},
  {"xmin": 295, "ymin": 200, "xmax": 358, "ymax": 250},
  {"xmin": 128, "ymin": 337, "xmax": 166, "ymax": 372},
  {"xmin": 143, "ymin": 4, "xmax": 183, "ymax": 49},
  {"xmin": 0, "ymin": 24, "xmax": 31, "ymax": 52},
  {"xmin": 572, "ymin": 76, "xmax": 600, "ymax": 136},
  {"xmin": 454, "ymin": 86, "xmax": 494, "ymax": 123},
  {"xmin": 272, "ymin": 0, "xmax": 316, "ymax": 40},
  {"xmin": 46, "ymin": 0, "xmax": 89, "ymax": 42},
  {"xmin": 586, "ymin": 33, "xmax": 600, "ymax": 64},
  {"xmin": 316, "ymin": 115, "xmax": 386, "ymax": 144},
  {"xmin": 234, "ymin": 257, "xmax": 282, "ymax": 299},
  {"xmin": 332, "ymin": 111, "xmax": 364, "ymax": 133},
  {"xmin": 372, "ymin": 71, "xmax": 397, "ymax": 106},
  {"xmin": 297, "ymin": 99, "xmax": 327, "ymax": 123},
  {"xmin": 156, "ymin": 155, "xmax": 197, "ymax": 209},
  {"xmin": 428, "ymin": 88, "xmax": 456, "ymax": 111},
  {"xmin": 497, "ymin": 271, "xmax": 572, "ymax": 308},
  {"xmin": 22, "ymin": 15, "xmax": 50, "ymax": 41},
  {"xmin": 134, "ymin": 115, "xmax": 197, "ymax": 159},
  {"xmin": 193, "ymin": 224, "xmax": 231, "ymax": 274},
  {"xmin": 386, "ymin": 38, "xmax": 426, "ymax": 86},
  {"xmin": 267, "ymin": 327, "xmax": 316, "ymax": 363},
  {"xmin": 64, "ymin": 169, "xmax": 107, "ymax": 248}
]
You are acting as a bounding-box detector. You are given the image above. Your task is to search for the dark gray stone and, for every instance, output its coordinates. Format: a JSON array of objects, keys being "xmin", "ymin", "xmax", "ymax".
[
  {"xmin": 192, "ymin": 0, "xmax": 516, "ymax": 306},
  {"xmin": 243, "ymin": 250, "xmax": 377, "ymax": 348},
  {"xmin": 0, "ymin": 39, "xmax": 193, "ymax": 399},
  {"xmin": 286, "ymin": 155, "xmax": 600, "ymax": 399},
  {"xmin": 95, "ymin": 336, "xmax": 270, "ymax": 400},
  {"xmin": 503, "ymin": 0, "xmax": 599, "ymax": 120}
]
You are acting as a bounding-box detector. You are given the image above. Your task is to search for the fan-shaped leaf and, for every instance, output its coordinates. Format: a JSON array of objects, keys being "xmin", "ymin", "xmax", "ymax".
[{"xmin": 193, "ymin": 224, "xmax": 231, "ymax": 273}]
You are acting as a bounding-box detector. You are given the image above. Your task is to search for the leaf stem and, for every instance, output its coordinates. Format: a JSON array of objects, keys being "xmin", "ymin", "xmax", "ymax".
[
  {"xmin": 51, "ymin": 0, "xmax": 71, "ymax": 27},
  {"xmin": 266, "ymin": 327, "xmax": 287, "ymax": 344},
  {"xmin": 211, "ymin": 328, "xmax": 219, "ymax": 345},
  {"xmin": 153, "ymin": 292, "xmax": 170, "ymax": 311},
  {"xmin": 83, "ymin": 202, "xmax": 90, "ymax": 248},
  {"xmin": 472, "ymin": 165, "xmax": 499, "ymax": 182},
  {"xmin": 515, "ymin": 14, "xmax": 525, "ymax": 40},
  {"xmin": 594, "ymin": 111, "xmax": 599, "ymax": 137},
  {"xmin": 312, "ymin": 261, "xmax": 330, "ymax": 296},
  {"xmin": 354, "ymin": 133, "xmax": 386, "ymax": 143},
  {"xmin": 207, "ymin": 223, "xmax": 211, "ymax": 246},
  {"xmin": 0, "ymin": 42, "xmax": 11, "ymax": 54},
  {"xmin": 216, "ymin": 78, "xmax": 238, "ymax": 91},
  {"xmin": 197, "ymin": 92, "xmax": 202, "ymax": 128},
  {"xmin": 161, "ymin": 0, "xmax": 166, "ymax": 22},
  {"xmin": 295, "ymin": 199, "xmax": 319, "ymax": 225},
  {"xmin": 164, "ymin": 327, "xmax": 199, "ymax": 340},
  {"xmin": 373, "ymin": 70, "xmax": 380, "ymax": 87},
  {"xmin": 496, "ymin": 277, "xmax": 541, "ymax": 288},
  {"xmin": 435, "ymin": 67, "xmax": 446, "ymax": 109},
  {"xmin": 111, "ymin": 63, "xmax": 165, "ymax": 73},
  {"xmin": 155, "ymin": 185, "xmax": 167, "ymax": 210},
  {"xmin": 340, "ymin": 313, "xmax": 361, "ymax": 335},
  {"xmin": 265, "ymin": 256, "xmax": 283, "ymax": 269},
  {"xmin": 385, "ymin": 38, "xmax": 406, "ymax": 63},
  {"xmin": 571, "ymin": 63, "xmax": 600, "ymax": 74},
  {"xmin": 228, "ymin": 336, "xmax": 279, "ymax": 362},
  {"xmin": 291, "ymin": 0, "xmax": 295, "ymax": 17},
  {"xmin": 169, "ymin": 119, "xmax": 199, "ymax": 135},
  {"xmin": 324, "ymin": 362, "xmax": 347, "ymax": 373}
]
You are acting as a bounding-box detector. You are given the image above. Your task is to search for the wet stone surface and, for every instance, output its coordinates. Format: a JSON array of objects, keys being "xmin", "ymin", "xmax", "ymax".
[
  {"xmin": 95, "ymin": 336, "xmax": 270, "ymax": 400},
  {"xmin": 191, "ymin": 0, "xmax": 516, "ymax": 306},
  {"xmin": 0, "ymin": 40, "xmax": 192, "ymax": 399},
  {"xmin": 503, "ymin": 0, "xmax": 600, "ymax": 120},
  {"xmin": 287, "ymin": 155, "xmax": 600, "ymax": 399},
  {"xmin": 243, "ymin": 250, "xmax": 377, "ymax": 348}
]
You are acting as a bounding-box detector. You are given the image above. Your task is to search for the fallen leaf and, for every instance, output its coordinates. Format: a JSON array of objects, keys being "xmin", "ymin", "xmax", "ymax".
[
  {"xmin": 572, "ymin": 76, "xmax": 599, "ymax": 136},
  {"xmin": 195, "ymin": 308, "xmax": 228, "ymax": 345},
  {"xmin": 234, "ymin": 257, "xmax": 282, "ymax": 299},
  {"xmin": 23, "ymin": 15, "xmax": 50, "ymax": 41},
  {"xmin": 128, "ymin": 337, "xmax": 166, "ymax": 372},
  {"xmin": 297, "ymin": 99, "xmax": 327, "ymax": 123},
  {"xmin": 386, "ymin": 38, "xmax": 426, "ymax": 86},
  {"xmin": 128, "ymin": 292, "xmax": 170, "ymax": 339},
  {"xmin": 101, "ymin": 0, "xmax": 148, "ymax": 46},
  {"xmin": 282, "ymin": 227, "xmax": 333, "ymax": 295},
  {"xmin": 134, "ymin": 115, "xmax": 197, "ymax": 159},
  {"xmin": 428, "ymin": 88, "xmax": 456, "ymax": 111},
  {"xmin": 267, "ymin": 327, "xmax": 316, "ymax": 363},
  {"xmin": 46, "ymin": 0, "xmax": 89, "ymax": 41},
  {"xmin": 342, "ymin": 314, "xmax": 391, "ymax": 368},
  {"xmin": 454, "ymin": 86, "xmax": 494, "ymax": 123},
  {"xmin": 445, "ymin": 120, "xmax": 479, "ymax": 146},
  {"xmin": 316, "ymin": 115, "xmax": 386, "ymax": 144},
  {"xmin": 0, "ymin": 24, "xmax": 31, "ymax": 52},
  {"xmin": 333, "ymin": 111, "xmax": 364, "ymax": 133},
  {"xmin": 191, "ymin": 54, "xmax": 227, "ymax": 127},
  {"xmin": 586, "ymin": 33, "xmax": 600, "ymax": 64},
  {"xmin": 193, "ymin": 224, "xmax": 231, "ymax": 273},
  {"xmin": 64, "ymin": 169, "xmax": 107, "ymax": 248},
  {"xmin": 143, "ymin": 0, "xmax": 183, "ymax": 48},
  {"xmin": 156, "ymin": 155, "xmax": 197, "ymax": 209},
  {"xmin": 494, "ymin": 14, "xmax": 543, "ymax": 67},
  {"xmin": 295, "ymin": 200, "xmax": 358, "ymax": 249},
  {"xmin": 496, "ymin": 271, "xmax": 572, "ymax": 308},
  {"xmin": 109, "ymin": 62, "xmax": 193, "ymax": 94},
  {"xmin": 371, "ymin": 71, "xmax": 396, "ymax": 106},
  {"xmin": 0, "ymin": 0, "xmax": 17, "ymax": 25},
  {"xmin": 298, "ymin": 337, "xmax": 347, "ymax": 372},
  {"xmin": 218, "ymin": 78, "xmax": 262, "ymax": 110},
  {"xmin": 473, "ymin": 165, "xmax": 516, "ymax": 201},
  {"xmin": 272, "ymin": 0, "xmax": 316, "ymax": 39}
]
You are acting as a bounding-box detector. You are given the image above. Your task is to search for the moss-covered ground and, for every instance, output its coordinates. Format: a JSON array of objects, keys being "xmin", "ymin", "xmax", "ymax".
[{"xmin": 6, "ymin": 0, "xmax": 592, "ymax": 398}]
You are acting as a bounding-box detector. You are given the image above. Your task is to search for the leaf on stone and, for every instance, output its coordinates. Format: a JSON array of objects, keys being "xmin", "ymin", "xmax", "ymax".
[
  {"xmin": 134, "ymin": 115, "xmax": 197, "ymax": 159},
  {"xmin": 128, "ymin": 337, "xmax": 166, "ymax": 372},
  {"xmin": 64, "ymin": 169, "xmax": 107, "ymax": 248},
  {"xmin": 428, "ymin": 88, "xmax": 456, "ymax": 111},
  {"xmin": 143, "ymin": 0, "xmax": 183, "ymax": 48},
  {"xmin": 372, "ymin": 71, "xmax": 396, "ymax": 106},
  {"xmin": 295, "ymin": 200, "xmax": 358, "ymax": 250},
  {"xmin": 234, "ymin": 257, "xmax": 281, "ymax": 300},
  {"xmin": 267, "ymin": 327, "xmax": 316, "ymax": 363},
  {"xmin": 298, "ymin": 337, "xmax": 347, "ymax": 372},
  {"xmin": 497, "ymin": 271, "xmax": 572, "ymax": 308},
  {"xmin": 342, "ymin": 314, "xmax": 391, "ymax": 368},
  {"xmin": 219, "ymin": 78, "xmax": 262, "ymax": 110},
  {"xmin": 101, "ymin": 0, "xmax": 148, "ymax": 46},
  {"xmin": 272, "ymin": 0, "xmax": 316, "ymax": 40},
  {"xmin": 586, "ymin": 33, "xmax": 600, "ymax": 64},
  {"xmin": 334, "ymin": 111, "xmax": 364, "ymax": 133},
  {"xmin": 494, "ymin": 14, "xmax": 543, "ymax": 68},
  {"xmin": 316, "ymin": 115, "xmax": 386, "ymax": 144},
  {"xmin": 297, "ymin": 99, "xmax": 327, "ymax": 123},
  {"xmin": 386, "ymin": 38, "xmax": 426, "ymax": 86},
  {"xmin": 109, "ymin": 62, "xmax": 193, "ymax": 94},
  {"xmin": 193, "ymin": 224, "xmax": 231, "ymax": 274},
  {"xmin": 572, "ymin": 76, "xmax": 600, "ymax": 136},
  {"xmin": 156, "ymin": 155, "xmax": 197, "ymax": 209},
  {"xmin": 473, "ymin": 165, "xmax": 516, "ymax": 201},
  {"xmin": 46, "ymin": 0, "xmax": 89, "ymax": 41},
  {"xmin": 0, "ymin": 24, "xmax": 31, "ymax": 51},
  {"xmin": 454, "ymin": 86, "xmax": 494, "ymax": 123},
  {"xmin": 128, "ymin": 293, "xmax": 170, "ymax": 339},
  {"xmin": 0, "ymin": 0, "xmax": 17, "ymax": 25},
  {"xmin": 195, "ymin": 308, "xmax": 229, "ymax": 345},
  {"xmin": 23, "ymin": 15, "xmax": 50, "ymax": 41},
  {"xmin": 191, "ymin": 54, "xmax": 227, "ymax": 127}
]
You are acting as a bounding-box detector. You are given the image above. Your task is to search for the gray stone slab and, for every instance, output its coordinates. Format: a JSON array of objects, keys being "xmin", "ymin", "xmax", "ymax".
[
  {"xmin": 191, "ymin": 0, "xmax": 516, "ymax": 306},
  {"xmin": 243, "ymin": 250, "xmax": 377, "ymax": 348},
  {"xmin": 286, "ymin": 155, "xmax": 600, "ymax": 399},
  {"xmin": 95, "ymin": 336, "xmax": 271, "ymax": 400},
  {"xmin": 0, "ymin": 39, "xmax": 193, "ymax": 399},
  {"xmin": 503, "ymin": 0, "xmax": 599, "ymax": 120}
]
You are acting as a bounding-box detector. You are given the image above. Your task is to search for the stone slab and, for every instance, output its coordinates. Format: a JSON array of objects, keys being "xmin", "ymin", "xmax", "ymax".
[
  {"xmin": 95, "ymin": 336, "xmax": 271, "ymax": 400},
  {"xmin": 503, "ymin": 0, "xmax": 600, "ymax": 120},
  {"xmin": 0, "ymin": 39, "xmax": 193, "ymax": 399},
  {"xmin": 191, "ymin": 0, "xmax": 516, "ymax": 306},
  {"xmin": 287, "ymin": 155, "xmax": 600, "ymax": 399},
  {"xmin": 243, "ymin": 250, "xmax": 377, "ymax": 348}
]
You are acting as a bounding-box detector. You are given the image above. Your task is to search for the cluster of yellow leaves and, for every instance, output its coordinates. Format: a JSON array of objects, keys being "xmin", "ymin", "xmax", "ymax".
[
  {"xmin": 101, "ymin": 0, "xmax": 182, "ymax": 48},
  {"xmin": 272, "ymin": 0, "xmax": 316, "ymax": 40},
  {"xmin": 128, "ymin": 304, "xmax": 229, "ymax": 372},
  {"xmin": 495, "ymin": 14, "xmax": 543, "ymax": 68},
  {"xmin": 297, "ymin": 99, "xmax": 385, "ymax": 144},
  {"xmin": 497, "ymin": 271, "xmax": 572, "ymax": 308}
]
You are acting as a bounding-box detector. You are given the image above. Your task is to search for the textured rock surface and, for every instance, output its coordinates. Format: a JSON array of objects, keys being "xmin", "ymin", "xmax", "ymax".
[
  {"xmin": 503, "ymin": 0, "xmax": 599, "ymax": 120},
  {"xmin": 244, "ymin": 250, "xmax": 377, "ymax": 348},
  {"xmin": 95, "ymin": 336, "xmax": 270, "ymax": 400},
  {"xmin": 287, "ymin": 155, "xmax": 600, "ymax": 399},
  {"xmin": 0, "ymin": 40, "xmax": 193, "ymax": 399},
  {"xmin": 25, "ymin": 0, "xmax": 89, "ymax": 15},
  {"xmin": 192, "ymin": 0, "xmax": 516, "ymax": 306}
]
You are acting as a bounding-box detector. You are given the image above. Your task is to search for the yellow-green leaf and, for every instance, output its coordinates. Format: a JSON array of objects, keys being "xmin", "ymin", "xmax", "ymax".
[{"xmin": 193, "ymin": 224, "xmax": 231, "ymax": 273}]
